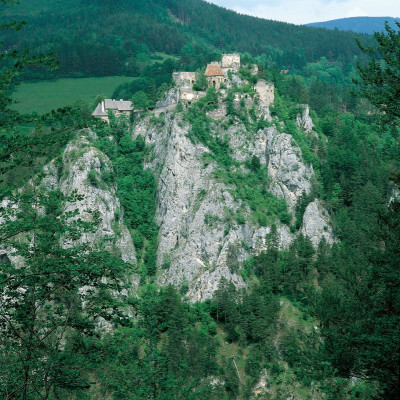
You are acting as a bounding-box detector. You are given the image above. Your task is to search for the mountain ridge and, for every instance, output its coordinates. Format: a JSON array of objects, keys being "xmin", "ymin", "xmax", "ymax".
[{"xmin": 306, "ymin": 16, "xmax": 400, "ymax": 34}]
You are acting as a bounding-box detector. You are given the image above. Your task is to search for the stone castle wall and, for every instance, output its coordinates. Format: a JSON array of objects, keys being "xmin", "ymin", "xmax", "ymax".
[
  {"xmin": 179, "ymin": 88, "xmax": 206, "ymax": 103},
  {"xmin": 255, "ymin": 80, "xmax": 274, "ymax": 106},
  {"xmin": 173, "ymin": 72, "xmax": 196, "ymax": 88},
  {"xmin": 221, "ymin": 54, "xmax": 240, "ymax": 71}
]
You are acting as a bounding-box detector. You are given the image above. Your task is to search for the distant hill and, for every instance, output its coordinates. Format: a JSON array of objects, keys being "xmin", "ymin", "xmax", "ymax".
[
  {"xmin": 307, "ymin": 16, "xmax": 400, "ymax": 35},
  {"xmin": 0, "ymin": 0, "xmax": 375, "ymax": 79}
]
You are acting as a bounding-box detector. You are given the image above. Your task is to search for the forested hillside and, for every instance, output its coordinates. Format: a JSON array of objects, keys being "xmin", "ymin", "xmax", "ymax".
[
  {"xmin": 307, "ymin": 16, "xmax": 400, "ymax": 34},
  {"xmin": 0, "ymin": 0, "xmax": 374, "ymax": 80},
  {"xmin": 1, "ymin": 1, "xmax": 400, "ymax": 400}
]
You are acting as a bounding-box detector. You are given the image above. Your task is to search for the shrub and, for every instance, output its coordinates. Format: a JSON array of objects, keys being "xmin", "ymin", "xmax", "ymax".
[{"xmin": 87, "ymin": 170, "xmax": 99, "ymax": 187}]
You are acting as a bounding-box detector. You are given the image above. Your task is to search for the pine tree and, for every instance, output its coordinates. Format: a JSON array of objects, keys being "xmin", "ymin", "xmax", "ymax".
[
  {"xmin": 354, "ymin": 21, "xmax": 400, "ymax": 123},
  {"xmin": 0, "ymin": 187, "xmax": 127, "ymax": 399}
]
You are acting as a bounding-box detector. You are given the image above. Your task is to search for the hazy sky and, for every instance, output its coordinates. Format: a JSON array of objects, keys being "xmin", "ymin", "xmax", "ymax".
[{"xmin": 206, "ymin": 0, "xmax": 400, "ymax": 25}]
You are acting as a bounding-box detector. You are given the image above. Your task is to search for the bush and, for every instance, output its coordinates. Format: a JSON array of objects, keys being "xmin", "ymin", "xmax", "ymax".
[{"xmin": 87, "ymin": 170, "xmax": 99, "ymax": 187}]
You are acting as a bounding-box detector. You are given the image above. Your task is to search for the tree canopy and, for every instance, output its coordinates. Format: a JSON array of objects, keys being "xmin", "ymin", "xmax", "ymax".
[{"xmin": 354, "ymin": 21, "xmax": 400, "ymax": 123}]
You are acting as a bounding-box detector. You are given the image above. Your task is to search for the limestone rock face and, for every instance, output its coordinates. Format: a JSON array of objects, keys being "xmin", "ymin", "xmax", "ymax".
[
  {"xmin": 134, "ymin": 117, "xmax": 246, "ymax": 300},
  {"xmin": 230, "ymin": 73, "xmax": 243, "ymax": 88},
  {"xmin": 301, "ymin": 199, "xmax": 334, "ymax": 247},
  {"xmin": 41, "ymin": 130, "xmax": 137, "ymax": 266},
  {"xmin": 221, "ymin": 53, "xmax": 240, "ymax": 71},
  {"xmin": 264, "ymin": 126, "xmax": 314, "ymax": 213},
  {"xmin": 254, "ymin": 79, "xmax": 275, "ymax": 107},
  {"xmin": 296, "ymin": 104, "xmax": 314, "ymax": 133},
  {"xmin": 132, "ymin": 108, "xmax": 329, "ymax": 300},
  {"xmin": 155, "ymin": 88, "xmax": 178, "ymax": 109}
]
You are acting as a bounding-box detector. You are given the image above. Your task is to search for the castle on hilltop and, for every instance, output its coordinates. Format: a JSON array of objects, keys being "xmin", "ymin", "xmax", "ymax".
[
  {"xmin": 171, "ymin": 53, "xmax": 274, "ymax": 107},
  {"xmin": 92, "ymin": 54, "xmax": 275, "ymax": 121},
  {"xmin": 172, "ymin": 54, "xmax": 241, "ymax": 91}
]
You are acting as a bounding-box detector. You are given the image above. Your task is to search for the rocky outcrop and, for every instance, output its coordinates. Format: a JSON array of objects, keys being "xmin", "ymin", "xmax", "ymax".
[
  {"xmin": 254, "ymin": 79, "xmax": 275, "ymax": 107},
  {"xmin": 132, "ymin": 100, "xmax": 330, "ymax": 299},
  {"xmin": 155, "ymin": 88, "xmax": 178, "ymax": 109},
  {"xmin": 2, "ymin": 91, "xmax": 334, "ymax": 303},
  {"xmin": 301, "ymin": 199, "xmax": 334, "ymax": 247},
  {"xmin": 41, "ymin": 130, "xmax": 137, "ymax": 266},
  {"xmin": 296, "ymin": 104, "xmax": 314, "ymax": 133},
  {"xmin": 134, "ymin": 116, "xmax": 246, "ymax": 300},
  {"xmin": 264, "ymin": 127, "xmax": 314, "ymax": 213}
]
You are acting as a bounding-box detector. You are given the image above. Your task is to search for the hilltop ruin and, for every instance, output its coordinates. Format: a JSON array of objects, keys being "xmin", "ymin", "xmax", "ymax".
[{"xmin": 171, "ymin": 53, "xmax": 274, "ymax": 107}]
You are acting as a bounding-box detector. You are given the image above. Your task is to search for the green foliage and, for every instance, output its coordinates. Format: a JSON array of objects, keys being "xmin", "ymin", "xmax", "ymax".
[
  {"xmin": 210, "ymin": 278, "xmax": 280, "ymax": 392},
  {"xmin": 196, "ymin": 86, "xmax": 219, "ymax": 110},
  {"xmin": 0, "ymin": 0, "xmax": 374, "ymax": 84},
  {"xmin": 238, "ymin": 66, "xmax": 258, "ymax": 85},
  {"xmin": 250, "ymin": 155, "xmax": 261, "ymax": 172},
  {"xmin": 186, "ymin": 96, "xmax": 290, "ymax": 226},
  {"xmin": 0, "ymin": 187, "xmax": 128, "ymax": 399},
  {"xmin": 354, "ymin": 21, "xmax": 400, "ymax": 123},
  {"xmin": 94, "ymin": 285, "xmax": 227, "ymax": 399},
  {"xmin": 193, "ymin": 68, "xmax": 207, "ymax": 91},
  {"xmin": 204, "ymin": 213, "xmax": 221, "ymax": 228},
  {"xmin": 131, "ymin": 90, "xmax": 150, "ymax": 110},
  {"xmin": 216, "ymin": 167, "xmax": 291, "ymax": 226},
  {"xmin": 285, "ymin": 76, "xmax": 309, "ymax": 104},
  {"xmin": 146, "ymin": 79, "xmax": 157, "ymax": 109},
  {"xmin": 97, "ymin": 126, "xmax": 158, "ymax": 277},
  {"xmin": 87, "ymin": 169, "xmax": 99, "ymax": 187}
]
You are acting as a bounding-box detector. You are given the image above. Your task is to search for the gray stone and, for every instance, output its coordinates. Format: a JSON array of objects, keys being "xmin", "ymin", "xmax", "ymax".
[
  {"xmin": 301, "ymin": 199, "xmax": 334, "ymax": 247},
  {"xmin": 255, "ymin": 79, "xmax": 274, "ymax": 107},
  {"xmin": 132, "ymin": 104, "xmax": 331, "ymax": 300},
  {"xmin": 41, "ymin": 132, "xmax": 137, "ymax": 267},
  {"xmin": 296, "ymin": 104, "xmax": 314, "ymax": 133},
  {"xmin": 155, "ymin": 88, "xmax": 178, "ymax": 109},
  {"xmin": 264, "ymin": 126, "xmax": 314, "ymax": 213}
]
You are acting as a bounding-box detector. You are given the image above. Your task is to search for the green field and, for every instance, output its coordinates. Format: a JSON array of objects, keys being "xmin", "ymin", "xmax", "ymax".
[{"xmin": 11, "ymin": 76, "xmax": 137, "ymax": 115}]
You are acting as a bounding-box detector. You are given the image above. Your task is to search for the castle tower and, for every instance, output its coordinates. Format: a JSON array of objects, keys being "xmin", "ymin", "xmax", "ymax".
[
  {"xmin": 221, "ymin": 54, "xmax": 240, "ymax": 72},
  {"xmin": 205, "ymin": 63, "xmax": 225, "ymax": 90}
]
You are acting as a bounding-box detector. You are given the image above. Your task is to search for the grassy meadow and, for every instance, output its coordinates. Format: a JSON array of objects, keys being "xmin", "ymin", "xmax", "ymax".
[{"xmin": 11, "ymin": 76, "xmax": 137, "ymax": 115}]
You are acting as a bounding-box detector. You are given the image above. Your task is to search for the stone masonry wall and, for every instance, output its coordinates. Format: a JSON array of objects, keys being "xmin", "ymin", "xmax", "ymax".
[
  {"xmin": 221, "ymin": 54, "xmax": 240, "ymax": 71},
  {"xmin": 255, "ymin": 79, "xmax": 274, "ymax": 107},
  {"xmin": 173, "ymin": 72, "xmax": 196, "ymax": 88}
]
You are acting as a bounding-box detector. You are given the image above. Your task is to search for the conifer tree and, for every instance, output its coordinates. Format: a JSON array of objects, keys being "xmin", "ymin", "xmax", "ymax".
[
  {"xmin": 0, "ymin": 186, "xmax": 127, "ymax": 399},
  {"xmin": 354, "ymin": 21, "xmax": 400, "ymax": 123}
]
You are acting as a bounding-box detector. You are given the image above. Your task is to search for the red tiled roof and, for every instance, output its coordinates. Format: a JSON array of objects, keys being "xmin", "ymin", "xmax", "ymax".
[{"xmin": 205, "ymin": 64, "xmax": 224, "ymax": 77}]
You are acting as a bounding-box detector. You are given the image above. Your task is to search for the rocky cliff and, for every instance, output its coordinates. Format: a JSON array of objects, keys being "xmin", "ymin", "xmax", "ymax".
[
  {"xmin": 41, "ymin": 129, "xmax": 137, "ymax": 267},
  {"xmin": 10, "ymin": 94, "xmax": 333, "ymax": 302},
  {"xmin": 132, "ymin": 94, "xmax": 334, "ymax": 300}
]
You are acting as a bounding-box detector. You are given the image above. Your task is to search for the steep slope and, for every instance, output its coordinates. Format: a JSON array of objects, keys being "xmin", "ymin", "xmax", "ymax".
[
  {"xmin": 41, "ymin": 129, "xmax": 137, "ymax": 267},
  {"xmin": 131, "ymin": 87, "xmax": 333, "ymax": 300},
  {"xmin": 0, "ymin": 0, "xmax": 374, "ymax": 78}
]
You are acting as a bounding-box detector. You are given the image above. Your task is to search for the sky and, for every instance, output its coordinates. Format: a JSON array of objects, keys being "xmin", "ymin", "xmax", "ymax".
[{"xmin": 206, "ymin": 0, "xmax": 400, "ymax": 25}]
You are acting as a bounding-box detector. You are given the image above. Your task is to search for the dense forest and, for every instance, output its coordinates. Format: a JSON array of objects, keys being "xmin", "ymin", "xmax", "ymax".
[
  {"xmin": 1, "ymin": 1, "xmax": 400, "ymax": 399},
  {"xmin": 0, "ymin": 0, "xmax": 375, "ymax": 80}
]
